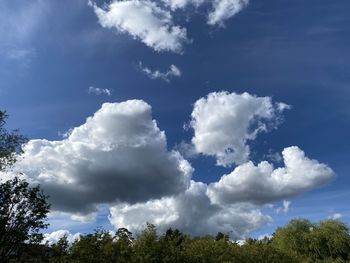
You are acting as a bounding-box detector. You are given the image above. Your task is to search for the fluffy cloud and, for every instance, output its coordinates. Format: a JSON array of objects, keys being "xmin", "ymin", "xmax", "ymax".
[
  {"xmin": 2, "ymin": 94, "xmax": 335, "ymax": 238},
  {"xmin": 91, "ymin": 0, "xmax": 188, "ymax": 53},
  {"xmin": 139, "ymin": 61, "xmax": 181, "ymax": 82},
  {"xmin": 110, "ymin": 146, "xmax": 334, "ymax": 238},
  {"xmin": 208, "ymin": 0, "xmax": 249, "ymax": 26},
  {"xmin": 90, "ymin": 0, "xmax": 249, "ymax": 52},
  {"xmin": 43, "ymin": 230, "xmax": 81, "ymax": 245},
  {"xmin": 88, "ymin": 86, "xmax": 112, "ymax": 96},
  {"xmin": 162, "ymin": 0, "xmax": 206, "ymax": 10},
  {"xmin": 190, "ymin": 91, "xmax": 290, "ymax": 166},
  {"xmin": 109, "ymin": 181, "xmax": 271, "ymax": 238},
  {"xmin": 5, "ymin": 100, "xmax": 192, "ymax": 215},
  {"xmin": 207, "ymin": 146, "xmax": 335, "ymax": 205}
]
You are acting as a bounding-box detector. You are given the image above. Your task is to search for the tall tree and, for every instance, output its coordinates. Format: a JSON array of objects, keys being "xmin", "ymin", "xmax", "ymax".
[{"xmin": 0, "ymin": 111, "xmax": 50, "ymax": 260}]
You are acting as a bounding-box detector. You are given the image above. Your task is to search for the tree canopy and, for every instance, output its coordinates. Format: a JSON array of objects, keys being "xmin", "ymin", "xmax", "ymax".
[
  {"xmin": 0, "ymin": 110, "xmax": 50, "ymax": 261},
  {"xmin": 44, "ymin": 218, "xmax": 350, "ymax": 263}
]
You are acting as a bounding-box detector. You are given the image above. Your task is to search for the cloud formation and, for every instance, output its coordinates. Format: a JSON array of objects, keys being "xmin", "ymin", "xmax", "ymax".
[
  {"xmin": 208, "ymin": 0, "xmax": 249, "ymax": 26},
  {"xmin": 162, "ymin": 0, "xmax": 206, "ymax": 10},
  {"xmin": 6, "ymin": 100, "xmax": 192, "ymax": 216},
  {"xmin": 109, "ymin": 146, "xmax": 333, "ymax": 237},
  {"xmin": 276, "ymin": 200, "xmax": 291, "ymax": 214},
  {"xmin": 88, "ymin": 86, "xmax": 112, "ymax": 96},
  {"xmin": 189, "ymin": 91, "xmax": 290, "ymax": 166},
  {"xmin": 2, "ymin": 93, "xmax": 335, "ymax": 237},
  {"xmin": 139, "ymin": 62, "xmax": 181, "ymax": 82},
  {"xmin": 91, "ymin": 0, "xmax": 188, "ymax": 53},
  {"xmin": 43, "ymin": 230, "xmax": 81, "ymax": 245},
  {"xmin": 109, "ymin": 181, "xmax": 271, "ymax": 238},
  {"xmin": 207, "ymin": 147, "xmax": 335, "ymax": 205},
  {"xmin": 90, "ymin": 0, "xmax": 249, "ymax": 52}
]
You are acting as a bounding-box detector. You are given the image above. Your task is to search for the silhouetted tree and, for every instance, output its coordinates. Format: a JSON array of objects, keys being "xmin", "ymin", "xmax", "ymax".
[
  {"xmin": 0, "ymin": 111, "xmax": 50, "ymax": 261},
  {"xmin": 0, "ymin": 111, "xmax": 27, "ymax": 171}
]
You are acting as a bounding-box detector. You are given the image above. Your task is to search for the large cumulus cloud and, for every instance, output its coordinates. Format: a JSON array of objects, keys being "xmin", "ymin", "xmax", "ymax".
[
  {"xmin": 189, "ymin": 91, "xmax": 290, "ymax": 167},
  {"xmin": 207, "ymin": 146, "xmax": 335, "ymax": 205},
  {"xmin": 1, "ymin": 93, "xmax": 336, "ymax": 238},
  {"xmin": 6, "ymin": 100, "xmax": 192, "ymax": 215},
  {"xmin": 109, "ymin": 146, "xmax": 334, "ymax": 238},
  {"xmin": 109, "ymin": 181, "xmax": 271, "ymax": 238}
]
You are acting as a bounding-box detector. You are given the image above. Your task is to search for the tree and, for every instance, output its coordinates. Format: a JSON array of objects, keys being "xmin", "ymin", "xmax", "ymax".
[
  {"xmin": 271, "ymin": 218, "xmax": 314, "ymax": 260},
  {"xmin": 0, "ymin": 110, "xmax": 50, "ymax": 260},
  {"xmin": 133, "ymin": 223, "xmax": 161, "ymax": 263},
  {"xmin": 0, "ymin": 111, "xmax": 27, "ymax": 171},
  {"xmin": 0, "ymin": 177, "xmax": 50, "ymax": 260},
  {"xmin": 50, "ymin": 234, "xmax": 70, "ymax": 263},
  {"xmin": 309, "ymin": 219, "xmax": 350, "ymax": 261}
]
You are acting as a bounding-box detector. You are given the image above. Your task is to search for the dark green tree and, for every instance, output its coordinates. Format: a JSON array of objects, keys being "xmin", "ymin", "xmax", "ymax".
[
  {"xmin": 309, "ymin": 219, "xmax": 350, "ymax": 261},
  {"xmin": 0, "ymin": 111, "xmax": 50, "ymax": 260},
  {"xmin": 50, "ymin": 234, "xmax": 70, "ymax": 263},
  {"xmin": 69, "ymin": 228, "xmax": 116, "ymax": 263},
  {"xmin": 0, "ymin": 176, "xmax": 50, "ymax": 260},
  {"xmin": 132, "ymin": 223, "xmax": 161, "ymax": 263},
  {"xmin": 0, "ymin": 111, "xmax": 27, "ymax": 171},
  {"xmin": 271, "ymin": 218, "xmax": 314, "ymax": 260},
  {"xmin": 158, "ymin": 228, "xmax": 188, "ymax": 263}
]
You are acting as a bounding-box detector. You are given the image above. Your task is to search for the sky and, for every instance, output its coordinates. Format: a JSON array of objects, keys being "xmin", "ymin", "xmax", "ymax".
[{"xmin": 1, "ymin": 0, "xmax": 350, "ymax": 242}]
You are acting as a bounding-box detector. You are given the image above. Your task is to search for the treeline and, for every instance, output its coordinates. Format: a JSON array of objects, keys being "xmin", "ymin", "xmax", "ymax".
[{"xmin": 16, "ymin": 219, "xmax": 349, "ymax": 263}]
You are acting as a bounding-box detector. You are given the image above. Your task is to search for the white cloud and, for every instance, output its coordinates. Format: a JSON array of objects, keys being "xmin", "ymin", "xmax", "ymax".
[
  {"xmin": 110, "ymin": 146, "xmax": 334, "ymax": 238},
  {"xmin": 208, "ymin": 0, "xmax": 249, "ymax": 26},
  {"xmin": 207, "ymin": 147, "xmax": 335, "ymax": 205},
  {"xmin": 276, "ymin": 200, "xmax": 291, "ymax": 214},
  {"xmin": 91, "ymin": 0, "xmax": 188, "ymax": 53},
  {"xmin": 3, "ymin": 100, "xmax": 192, "ymax": 215},
  {"xmin": 258, "ymin": 233, "xmax": 273, "ymax": 240},
  {"xmin": 1, "ymin": 94, "xmax": 336, "ymax": 238},
  {"xmin": 162, "ymin": 0, "xmax": 206, "ymax": 10},
  {"xmin": 70, "ymin": 212, "xmax": 98, "ymax": 223},
  {"xmin": 189, "ymin": 91, "xmax": 290, "ymax": 167},
  {"xmin": 58, "ymin": 128, "xmax": 73, "ymax": 139},
  {"xmin": 88, "ymin": 86, "xmax": 112, "ymax": 96},
  {"xmin": 43, "ymin": 230, "xmax": 81, "ymax": 245},
  {"xmin": 330, "ymin": 213, "xmax": 342, "ymax": 220},
  {"xmin": 109, "ymin": 181, "xmax": 271, "ymax": 238},
  {"xmin": 139, "ymin": 62, "xmax": 181, "ymax": 82}
]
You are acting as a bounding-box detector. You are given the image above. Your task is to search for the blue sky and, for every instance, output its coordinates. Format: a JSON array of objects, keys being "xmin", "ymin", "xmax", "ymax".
[{"xmin": 1, "ymin": 0, "xmax": 349, "ymax": 241}]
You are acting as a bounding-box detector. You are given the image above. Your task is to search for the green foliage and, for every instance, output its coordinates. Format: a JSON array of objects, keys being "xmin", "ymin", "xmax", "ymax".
[
  {"xmin": 158, "ymin": 228, "xmax": 188, "ymax": 263},
  {"xmin": 0, "ymin": 112, "xmax": 49, "ymax": 261},
  {"xmin": 0, "ymin": 177, "xmax": 50, "ymax": 260},
  {"xmin": 50, "ymin": 234, "xmax": 70, "ymax": 263},
  {"xmin": 272, "ymin": 218, "xmax": 314, "ymax": 259},
  {"xmin": 69, "ymin": 229, "xmax": 115, "ymax": 263},
  {"xmin": 39, "ymin": 218, "xmax": 350, "ymax": 263},
  {"xmin": 133, "ymin": 223, "xmax": 161, "ymax": 263},
  {"xmin": 272, "ymin": 218, "xmax": 350, "ymax": 262},
  {"xmin": 0, "ymin": 111, "xmax": 27, "ymax": 171}
]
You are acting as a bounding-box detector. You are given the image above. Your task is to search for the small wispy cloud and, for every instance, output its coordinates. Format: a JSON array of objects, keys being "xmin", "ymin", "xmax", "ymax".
[
  {"xmin": 88, "ymin": 86, "xmax": 112, "ymax": 96},
  {"xmin": 276, "ymin": 200, "xmax": 291, "ymax": 214},
  {"xmin": 138, "ymin": 62, "xmax": 181, "ymax": 82},
  {"xmin": 58, "ymin": 128, "xmax": 73, "ymax": 139},
  {"xmin": 1, "ymin": 48, "xmax": 36, "ymax": 67}
]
